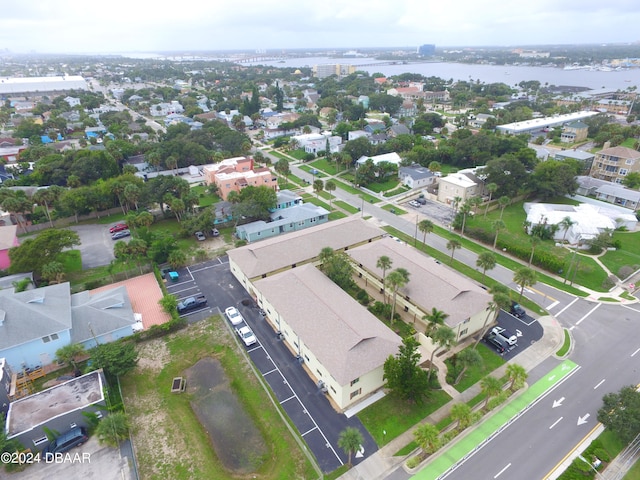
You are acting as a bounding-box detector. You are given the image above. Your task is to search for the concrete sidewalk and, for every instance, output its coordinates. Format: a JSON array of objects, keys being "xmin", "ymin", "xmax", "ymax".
[{"xmin": 338, "ymin": 315, "xmax": 564, "ymax": 480}]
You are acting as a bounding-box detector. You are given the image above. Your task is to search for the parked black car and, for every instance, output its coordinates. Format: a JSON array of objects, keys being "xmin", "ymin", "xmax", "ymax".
[
  {"xmin": 510, "ymin": 301, "xmax": 526, "ymax": 318},
  {"xmin": 483, "ymin": 332, "xmax": 507, "ymax": 354}
]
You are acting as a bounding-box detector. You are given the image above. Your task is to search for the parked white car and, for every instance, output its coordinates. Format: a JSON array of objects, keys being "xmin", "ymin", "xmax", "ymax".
[
  {"xmin": 225, "ymin": 306, "xmax": 244, "ymax": 326},
  {"xmin": 235, "ymin": 325, "xmax": 257, "ymax": 347}
]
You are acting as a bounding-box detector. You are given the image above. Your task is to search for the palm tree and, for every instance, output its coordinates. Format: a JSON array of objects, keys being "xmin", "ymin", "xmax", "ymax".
[
  {"xmin": 426, "ymin": 325, "xmax": 455, "ymax": 384},
  {"xmin": 451, "ymin": 196, "xmax": 462, "ymax": 215},
  {"xmin": 468, "ymin": 196, "xmax": 482, "ymax": 216},
  {"xmin": 513, "ymin": 267, "xmax": 537, "ymax": 302},
  {"xmin": 474, "ymin": 286, "xmax": 511, "ymax": 348},
  {"xmin": 418, "ymin": 219, "xmax": 434, "ymax": 244},
  {"xmin": 476, "ymin": 252, "xmax": 497, "ymax": 282},
  {"xmin": 325, "ymin": 179, "xmax": 336, "ymax": 207},
  {"xmin": 492, "ymin": 219, "xmax": 506, "ymax": 249},
  {"xmin": 480, "ymin": 375, "xmax": 503, "ymax": 409},
  {"xmin": 454, "ymin": 348, "xmax": 483, "ymax": 385},
  {"xmin": 338, "ymin": 427, "xmax": 363, "ymax": 467},
  {"xmin": 484, "ymin": 183, "xmax": 498, "ymax": 218},
  {"xmin": 413, "ymin": 423, "xmax": 441, "ymax": 456},
  {"xmin": 559, "ymin": 216, "xmax": 576, "ymax": 244},
  {"xmin": 528, "ymin": 236, "xmax": 541, "ymax": 266},
  {"xmin": 319, "ymin": 247, "xmax": 334, "ymax": 266},
  {"xmin": 376, "ymin": 255, "xmax": 393, "ymax": 301},
  {"xmin": 446, "ymin": 238, "xmax": 462, "ymax": 264},
  {"xmin": 506, "ymin": 363, "xmax": 528, "ymax": 391},
  {"xmin": 386, "ymin": 268, "xmax": 410, "ymax": 324},
  {"xmin": 313, "ymin": 179, "xmax": 324, "ymax": 198},
  {"xmin": 457, "ymin": 202, "xmax": 472, "ymax": 236},
  {"xmin": 498, "ymin": 196, "xmax": 510, "ymax": 220},
  {"xmin": 33, "ymin": 186, "xmax": 62, "ymax": 228},
  {"xmin": 450, "ymin": 403, "xmax": 473, "ymax": 430},
  {"xmin": 423, "ymin": 307, "xmax": 449, "ymax": 334}
]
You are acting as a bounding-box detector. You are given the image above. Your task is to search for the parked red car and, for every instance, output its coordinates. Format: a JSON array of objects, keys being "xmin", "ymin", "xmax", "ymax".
[{"xmin": 109, "ymin": 223, "xmax": 128, "ymax": 233}]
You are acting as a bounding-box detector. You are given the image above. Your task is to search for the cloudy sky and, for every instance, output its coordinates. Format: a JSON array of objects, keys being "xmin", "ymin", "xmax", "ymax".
[{"xmin": 2, "ymin": 0, "xmax": 640, "ymax": 54}]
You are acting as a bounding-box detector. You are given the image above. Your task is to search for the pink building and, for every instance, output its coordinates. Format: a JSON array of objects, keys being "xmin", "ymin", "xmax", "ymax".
[
  {"xmin": 0, "ymin": 225, "xmax": 19, "ymax": 270},
  {"xmin": 203, "ymin": 157, "xmax": 278, "ymax": 201}
]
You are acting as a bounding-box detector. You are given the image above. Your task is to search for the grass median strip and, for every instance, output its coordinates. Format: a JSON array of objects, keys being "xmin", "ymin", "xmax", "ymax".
[{"xmin": 412, "ymin": 360, "xmax": 579, "ymax": 480}]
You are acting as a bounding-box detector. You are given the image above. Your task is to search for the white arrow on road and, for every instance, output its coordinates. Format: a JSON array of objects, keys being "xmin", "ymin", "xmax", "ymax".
[
  {"xmin": 355, "ymin": 445, "xmax": 364, "ymax": 458},
  {"xmin": 577, "ymin": 414, "xmax": 591, "ymax": 426},
  {"xmin": 516, "ymin": 329, "xmax": 523, "ymax": 337},
  {"xmin": 548, "ymin": 375, "xmax": 556, "ymax": 381},
  {"xmin": 553, "ymin": 397, "xmax": 565, "ymax": 408}
]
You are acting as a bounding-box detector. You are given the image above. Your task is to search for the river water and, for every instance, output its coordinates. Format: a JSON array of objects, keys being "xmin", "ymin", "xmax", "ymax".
[{"xmin": 247, "ymin": 56, "xmax": 640, "ymax": 92}]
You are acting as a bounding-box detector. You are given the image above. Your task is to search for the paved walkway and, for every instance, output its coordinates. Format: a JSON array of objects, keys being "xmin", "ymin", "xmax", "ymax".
[{"xmin": 339, "ymin": 316, "xmax": 565, "ymax": 480}]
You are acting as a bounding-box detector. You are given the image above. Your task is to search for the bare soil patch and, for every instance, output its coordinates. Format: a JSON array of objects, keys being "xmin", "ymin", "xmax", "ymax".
[{"xmin": 185, "ymin": 357, "xmax": 268, "ymax": 473}]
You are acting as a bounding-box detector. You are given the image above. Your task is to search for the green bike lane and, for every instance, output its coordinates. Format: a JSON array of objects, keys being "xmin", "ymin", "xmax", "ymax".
[{"xmin": 412, "ymin": 359, "xmax": 580, "ymax": 480}]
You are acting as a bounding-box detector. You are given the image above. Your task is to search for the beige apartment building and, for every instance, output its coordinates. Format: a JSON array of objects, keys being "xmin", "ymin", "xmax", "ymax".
[{"xmin": 589, "ymin": 145, "xmax": 640, "ymax": 184}]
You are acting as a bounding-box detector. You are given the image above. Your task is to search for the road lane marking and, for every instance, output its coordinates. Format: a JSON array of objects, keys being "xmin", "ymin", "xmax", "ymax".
[
  {"xmin": 547, "ymin": 300, "xmax": 560, "ymax": 311},
  {"xmin": 575, "ymin": 303, "xmax": 601, "ymax": 325},
  {"xmin": 594, "ymin": 379, "xmax": 605, "ymax": 389},
  {"xmin": 494, "ymin": 463, "xmax": 511, "ymax": 478},
  {"xmin": 280, "ymin": 395, "xmax": 295, "ymax": 404},
  {"xmin": 632, "ymin": 348, "xmax": 640, "ymax": 357},
  {"xmin": 263, "ymin": 368, "xmax": 277, "ymax": 376},
  {"xmin": 542, "ymin": 424, "xmax": 604, "ymax": 480},
  {"xmin": 528, "ymin": 286, "xmax": 557, "ymax": 303},
  {"xmin": 555, "ymin": 297, "xmax": 579, "ymax": 317},
  {"xmin": 549, "ymin": 417, "xmax": 563, "ymax": 429},
  {"xmin": 301, "ymin": 426, "xmax": 317, "ymax": 437}
]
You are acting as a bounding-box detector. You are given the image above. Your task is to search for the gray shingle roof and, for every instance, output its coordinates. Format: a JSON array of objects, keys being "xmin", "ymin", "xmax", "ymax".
[
  {"xmin": 0, "ymin": 282, "xmax": 72, "ymax": 350},
  {"xmin": 70, "ymin": 285, "xmax": 135, "ymax": 343},
  {"xmin": 255, "ymin": 264, "xmax": 401, "ymax": 385}
]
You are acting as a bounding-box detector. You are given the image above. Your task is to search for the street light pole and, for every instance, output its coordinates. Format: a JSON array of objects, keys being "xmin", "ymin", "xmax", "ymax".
[{"xmin": 361, "ymin": 196, "xmax": 364, "ymax": 218}]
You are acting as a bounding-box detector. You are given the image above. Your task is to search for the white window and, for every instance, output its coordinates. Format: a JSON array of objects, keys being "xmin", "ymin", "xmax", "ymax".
[
  {"xmin": 626, "ymin": 159, "xmax": 634, "ymax": 165},
  {"xmin": 619, "ymin": 169, "xmax": 628, "ymax": 176},
  {"xmin": 33, "ymin": 436, "xmax": 48, "ymax": 446}
]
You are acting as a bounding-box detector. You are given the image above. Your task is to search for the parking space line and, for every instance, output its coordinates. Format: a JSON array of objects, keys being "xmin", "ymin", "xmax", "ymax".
[
  {"xmin": 263, "ymin": 368, "xmax": 278, "ymax": 376},
  {"xmin": 178, "ymin": 307, "xmax": 210, "ymax": 318},
  {"xmin": 247, "ymin": 344, "xmax": 263, "ymax": 353},
  {"xmin": 280, "ymin": 395, "xmax": 296, "ymax": 404},
  {"xmin": 301, "ymin": 426, "xmax": 318, "ymax": 437},
  {"xmin": 190, "ymin": 260, "xmax": 229, "ymax": 273},
  {"xmin": 171, "ymin": 287, "xmax": 201, "ymax": 296}
]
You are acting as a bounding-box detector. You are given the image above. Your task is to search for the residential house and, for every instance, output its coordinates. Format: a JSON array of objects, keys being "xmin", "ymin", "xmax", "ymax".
[
  {"xmin": 150, "ymin": 101, "xmax": 184, "ymax": 117},
  {"xmin": 0, "ymin": 283, "xmax": 137, "ymax": 372},
  {"xmin": 398, "ymin": 100, "xmax": 416, "ymax": 117},
  {"xmin": 0, "ymin": 225, "xmax": 18, "ymax": 269},
  {"xmin": 594, "ymin": 183, "xmax": 640, "ymax": 210},
  {"xmin": 0, "ymin": 358, "xmax": 10, "ymax": 417},
  {"xmin": 235, "ymin": 203, "xmax": 330, "ymax": 243},
  {"xmin": 347, "ymin": 130, "xmax": 368, "ymax": 142},
  {"xmin": 203, "ymin": 156, "xmax": 278, "ymax": 201},
  {"xmin": 524, "ymin": 202, "xmax": 637, "ymax": 245},
  {"xmin": 560, "ymin": 121, "xmax": 589, "ymax": 143},
  {"xmin": 356, "ymin": 152, "xmax": 402, "ymax": 168},
  {"xmin": 589, "ymin": 145, "xmax": 640, "ymax": 184},
  {"xmin": 64, "ymin": 96, "xmax": 81, "ymax": 108},
  {"xmin": 399, "ymin": 164, "xmax": 436, "ymax": 189},
  {"xmin": 436, "ymin": 172, "xmax": 481, "ymax": 204},
  {"xmin": 469, "ymin": 113, "xmax": 495, "ymax": 129},
  {"xmin": 555, "ymin": 149, "xmax": 595, "ymax": 174},
  {"xmin": 388, "ymin": 124, "xmax": 411, "ymax": 137},
  {"xmin": 6, "ymin": 370, "xmax": 107, "ymax": 452},
  {"xmin": 291, "ymin": 132, "xmax": 342, "ymax": 154}
]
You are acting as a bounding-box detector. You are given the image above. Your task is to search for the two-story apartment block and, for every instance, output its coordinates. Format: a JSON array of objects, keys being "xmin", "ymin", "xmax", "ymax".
[
  {"xmin": 560, "ymin": 121, "xmax": 589, "ymax": 143},
  {"xmin": 436, "ymin": 171, "xmax": 482, "ymax": 204},
  {"xmin": 203, "ymin": 157, "xmax": 278, "ymax": 201},
  {"xmin": 589, "ymin": 145, "xmax": 640, "ymax": 184}
]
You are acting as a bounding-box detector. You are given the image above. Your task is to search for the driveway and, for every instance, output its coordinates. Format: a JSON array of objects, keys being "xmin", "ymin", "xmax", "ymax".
[{"xmin": 7, "ymin": 437, "xmax": 131, "ymax": 480}]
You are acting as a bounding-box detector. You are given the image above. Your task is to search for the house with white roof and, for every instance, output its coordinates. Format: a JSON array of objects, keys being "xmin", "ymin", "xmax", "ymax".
[
  {"xmin": 524, "ymin": 202, "xmax": 637, "ymax": 245},
  {"xmin": 436, "ymin": 172, "xmax": 481, "ymax": 204},
  {"xmin": 356, "ymin": 152, "xmax": 402, "ymax": 168}
]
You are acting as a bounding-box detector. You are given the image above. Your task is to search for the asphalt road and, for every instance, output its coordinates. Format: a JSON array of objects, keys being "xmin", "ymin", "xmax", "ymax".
[{"xmin": 430, "ymin": 300, "xmax": 640, "ymax": 480}]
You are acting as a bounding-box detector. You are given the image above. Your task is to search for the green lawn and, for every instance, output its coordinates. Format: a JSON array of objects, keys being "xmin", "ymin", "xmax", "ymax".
[
  {"xmin": 121, "ymin": 316, "xmax": 317, "ymax": 480},
  {"xmin": 298, "ymin": 164, "xmax": 327, "ymax": 178},
  {"xmin": 384, "ymin": 185, "xmax": 411, "ymax": 197},
  {"xmin": 382, "ymin": 204, "xmax": 407, "ymax": 215},
  {"xmin": 328, "ymin": 211, "xmax": 348, "ymax": 220},
  {"xmin": 310, "ymin": 157, "xmax": 339, "ymax": 175},
  {"xmin": 357, "ymin": 389, "xmax": 451, "ymax": 446},
  {"xmin": 190, "ymin": 185, "xmax": 219, "ymax": 208},
  {"xmin": 333, "ymin": 179, "xmax": 380, "ymax": 203},
  {"xmin": 366, "ymin": 177, "xmax": 401, "ymax": 193},
  {"xmin": 59, "ymin": 249, "xmax": 82, "ymax": 273},
  {"xmin": 301, "ymin": 194, "xmax": 333, "ymax": 212},
  {"xmin": 288, "ymin": 148, "xmax": 308, "ymax": 160},
  {"xmin": 445, "ymin": 343, "xmax": 506, "ymax": 393},
  {"xmin": 334, "ymin": 200, "xmax": 360, "ymax": 214},
  {"xmin": 600, "ymin": 231, "xmax": 640, "ymax": 278}
]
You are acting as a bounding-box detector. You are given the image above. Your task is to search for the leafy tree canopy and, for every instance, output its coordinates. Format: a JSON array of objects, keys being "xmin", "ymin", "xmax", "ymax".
[
  {"xmin": 383, "ymin": 336, "xmax": 430, "ymax": 403},
  {"xmin": 598, "ymin": 385, "xmax": 640, "ymax": 443},
  {"xmin": 9, "ymin": 228, "xmax": 80, "ymax": 276},
  {"xmin": 90, "ymin": 341, "xmax": 138, "ymax": 378}
]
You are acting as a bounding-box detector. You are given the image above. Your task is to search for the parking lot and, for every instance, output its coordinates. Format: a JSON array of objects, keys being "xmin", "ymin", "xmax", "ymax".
[
  {"xmin": 403, "ymin": 197, "xmax": 455, "ymax": 225},
  {"xmin": 483, "ymin": 309, "xmax": 543, "ymax": 360},
  {"xmin": 163, "ymin": 258, "xmax": 376, "ymax": 473}
]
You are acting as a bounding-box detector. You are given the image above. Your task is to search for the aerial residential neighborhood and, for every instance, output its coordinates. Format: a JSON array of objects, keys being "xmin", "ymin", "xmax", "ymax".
[{"xmin": 0, "ymin": 42, "xmax": 639, "ymax": 480}]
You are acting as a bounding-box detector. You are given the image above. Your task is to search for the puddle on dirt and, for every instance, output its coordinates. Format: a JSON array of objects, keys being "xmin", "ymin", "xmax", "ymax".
[{"xmin": 185, "ymin": 357, "xmax": 267, "ymax": 473}]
